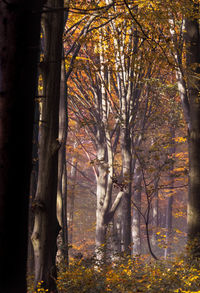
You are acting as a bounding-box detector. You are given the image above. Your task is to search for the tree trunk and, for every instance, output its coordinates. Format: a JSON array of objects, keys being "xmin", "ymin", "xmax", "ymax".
[
  {"xmin": 132, "ymin": 160, "xmax": 142, "ymax": 255},
  {"xmin": 27, "ymin": 102, "xmax": 40, "ymax": 276},
  {"xmin": 119, "ymin": 128, "xmax": 132, "ymax": 254},
  {"xmin": 112, "ymin": 217, "xmax": 121, "ymax": 255},
  {"xmin": 0, "ymin": 1, "xmax": 42, "ymax": 292},
  {"xmin": 61, "ymin": 158, "xmax": 69, "ymax": 262},
  {"xmin": 164, "ymin": 195, "xmax": 173, "ymax": 258},
  {"xmin": 164, "ymin": 128, "xmax": 175, "ymax": 259},
  {"xmin": 57, "ymin": 60, "xmax": 68, "ymax": 262},
  {"xmin": 31, "ymin": 1, "xmax": 64, "ymax": 291},
  {"xmin": 95, "ymin": 141, "xmax": 107, "ymax": 249},
  {"xmin": 185, "ymin": 7, "xmax": 200, "ymax": 255},
  {"xmin": 151, "ymin": 178, "xmax": 159, "ymax": 248},
  {"xmin": 68, "ymin": 152, "xmax": 78, "ymax": 245}
]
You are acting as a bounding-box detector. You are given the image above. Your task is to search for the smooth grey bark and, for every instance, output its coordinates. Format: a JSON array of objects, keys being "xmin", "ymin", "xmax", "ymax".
[
  {"xmin": 57, "ymin": 59, "xmax": 68, "ymax": 262},
  {"xmin": 31, "ymin": 0, "xmax": 64, "ymax": 291},
  {"xmin": 94, "ymin": 133, "xmax": 123, "ymax": 255},
  {"xmin": 67, "ymin": 11, "xmax": 148, "ymax": 257},
  {"xmin": 68, "ymin": 151, "xmax": 78, "ymax": 245},
  {"xmin": 63, "ymin": 16, "xmax": 123, "ymax": 258},
  {"xmin": 169, "ymin": 17, "xmax": 190, "ymax": 128},
  {"xmin": 94, "ymin": 36, "xmax": 125, "ymax": 258},
  {"xmin": 132, "ymin": 160, "xmax": 142, "ymax": 255},
  {"xmin": 95, "ymin": 34, "xmax": 119, "ymax": 256},
  {"xmin": 0, "ymin": 1, "xmax": 42, "ymax": 292},
  {"xmin": 119, "ymin": 129, "xmax": 132, "ymax": 254},
  {"xmin": 61, "ymin": 158, "xmax": 68, "ymax": 260},
  {"xmin": 95, "ymin": 143, "xmax": 107, "ymax": 249},
  {"xmin": 151, "ymin": 178, "xmax": 159, "ymax": 249},
  {"xmin": 111, "ymin": 22, "xmax": 136, "ymax": 254},
  {"xmin": 68, "ymin": 33, "xmax": 124, "ymax": 257},
  {"xmin": 59, "ymin": 10, "xmax": 70, "ymax": 263},
  {"xmin": 95, "ymin": 21, "xmax": 144, "ymax": 255},
  {"xmin": 112, "ymin": 217, "xmax": 121, "ymax": 254}
]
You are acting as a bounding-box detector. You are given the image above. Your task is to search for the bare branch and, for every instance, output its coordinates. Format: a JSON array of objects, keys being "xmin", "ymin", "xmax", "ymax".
[{"xmin": 66, "ymin": 160, "xmax": 95, "ymax": 185}]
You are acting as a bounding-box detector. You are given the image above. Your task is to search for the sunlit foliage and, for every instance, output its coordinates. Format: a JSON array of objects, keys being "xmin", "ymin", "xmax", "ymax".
[{"xmin": 55, "ymin": 253, "xmax": 200, "ymax": 293}]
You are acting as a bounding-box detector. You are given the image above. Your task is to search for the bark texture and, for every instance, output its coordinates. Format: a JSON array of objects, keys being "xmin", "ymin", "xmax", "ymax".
[
  {"xmin": 151, "ymin": 179, "xmax": 159, "ymax": 249},
  {"xmin": 68, "ymin": 151, "xmax": 77, "ymax": 245},
  {"xmin": 31, "ymin": 0, "xmax": 64, "ymax": 291},
  {"xmin": 27, "ymin": 102, "xmax": 40, "ymax": 275},
  {"xmin": 185, "ymin": 9, "xmax": 200, "ymax": 252},
  {"xmin": 57, "ymin": 60, "xmax": 68, "ymax": 262},
  {"xmin": 0, "ymin": 1, "xmax": 42, "ymax": 292},
  {"xmin": 132, "ymin": 160, "xmax": 142, "ymax": 255},
  {"xmin": 119, "ymin": 128, "xmax": 132, "ymax": 253}
]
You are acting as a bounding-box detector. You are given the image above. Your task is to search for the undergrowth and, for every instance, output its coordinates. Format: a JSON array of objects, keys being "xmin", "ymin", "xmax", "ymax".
[{"xmin": 28, "ymin": 254, "xmax": 200, "ymax": 292}]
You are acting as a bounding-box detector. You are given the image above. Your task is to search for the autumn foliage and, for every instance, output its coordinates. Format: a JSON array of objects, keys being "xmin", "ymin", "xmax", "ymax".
[
  {"xmin": 55, "ymin": 253, "xmax": 200, "ymax": 293},
  {"xmin": 24, "ymin": 0, "xmax": 200, "ymax": 291}
]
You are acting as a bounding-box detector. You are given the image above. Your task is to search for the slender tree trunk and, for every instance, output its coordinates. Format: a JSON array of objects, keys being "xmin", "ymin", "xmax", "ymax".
[
  {"xmin": 0, "ymin": 1, "xmax": 42, "ymax": 292},
  {"xmin": 164, "ymin": 128, "xmax": 175, "ymax": 259},
  {"xmin": 185, "ymin": 7, "xmax": 200, "ymax": 254},
  {"xmin": 31, "ymin": 1, "xmax": 64, "ymax": 291},
  {"xmin": 57, "ymin": 62, "xmax": 66, "ymax": 226},
  {"xmin": 61, "ymin": 158, "xmax": 69, "ymax": 262},
  {"xmin": 132, "ymin": 160, "xmax": 142, "ymax": 255},
  {"xmin": 61, "ymin": 9, "xmax": 70, "ymax": 265},
  {"xmin": 119, "ymin": 127, "xmax": 132, "ymax": 254},
  {"xmin": 95, "ymin": 141, "xmax": 107, "ymax": 249},
  {"xmin": 57, "ymin": 60, "xmax": 69, "ymax": 262},
  {"xmin": 109, "ymin": 20, "xmax": 135, "ymax": 255},
  {"xmin": 27, "ymin": 102, "xmax": 40, "ymax": 275},
  {"xmin": 164, "ymin": 195, "xmax": 173, "ymax": 258},
  {"xmin": 151, "ymin": 178, "xmax": 159, "ymax": 248},
  {"xmin": 68, "ymin": 152, "xmax": 78, "ymax": 245}
]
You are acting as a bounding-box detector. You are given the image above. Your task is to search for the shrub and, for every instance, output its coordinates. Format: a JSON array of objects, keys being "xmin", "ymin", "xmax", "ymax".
[{"xmin": 56, "ymin": 254, "xmax": 200, "ymax": 293}]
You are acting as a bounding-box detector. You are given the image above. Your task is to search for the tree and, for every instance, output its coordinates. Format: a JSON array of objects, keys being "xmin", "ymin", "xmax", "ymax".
[
  {"xmin": 69, "ymin": 58, "xmax": 124, "ymax": 259},
  {"xmin": 27, "ymin": 98, "xmax": 40, "ymax": 275},
  {"xmin": 68, "ymin": 141, "xmax": 78, "ymax": 245},
  {"xmin": 185, "ymin": 2, "xmax": 200, "ymax": 253},
  {"xmin": 0, "ymin": 1, "xmax": 42, "ymax": 292},
  {"xmin": 64, "ymin": 0, "xmax": 190, "ymax": 261},
  {"xmin": 166, "ymin": 0, "xmax": 200, "ymax": 254},
  {"xmin": 132, "ymin": 160, "xmax": 142, "ymax": 255},
  {"xmin": 31, "ymin": 0, "xmax": 64, "ymax": 290},
  {"xmin": 57, "ymin": 57, "xmax": 69, "ymax": 263}
]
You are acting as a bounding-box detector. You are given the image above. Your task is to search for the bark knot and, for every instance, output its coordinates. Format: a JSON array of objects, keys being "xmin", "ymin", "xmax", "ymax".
[{"xmin": 31, "ymin": 199, "xmax": 45, "ymax": 212}]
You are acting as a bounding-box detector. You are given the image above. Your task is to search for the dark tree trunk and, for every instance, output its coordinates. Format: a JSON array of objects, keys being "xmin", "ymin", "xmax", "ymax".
[
  {"xmin": 31, "ymin": 0, "xmax": 64, "ymax": 291},
  {"xmin": 0, "ymin": 1, "xmax": 42, "ymax": 292},
  {"xmin": 185, "ymin": 5, "xmax": 200, "ymax": 255},
  {"xmin": 57, "ymin": 8, "xmax": 69, "ymax": 264},
  {"xmin": 27, "ymin": 102, "xmax": 40, "ymax": 275}
]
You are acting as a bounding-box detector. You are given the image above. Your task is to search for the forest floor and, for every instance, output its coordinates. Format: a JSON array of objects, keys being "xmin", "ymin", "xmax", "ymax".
[{"xmin": 28, "ymin": 253, "xmax": 200, "ymax": 292}]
